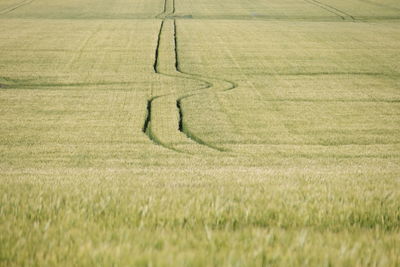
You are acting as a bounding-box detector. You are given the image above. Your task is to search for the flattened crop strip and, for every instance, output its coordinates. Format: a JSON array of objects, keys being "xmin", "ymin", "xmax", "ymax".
[
  {"xmin": 172, "ymin": 20, "xmax": 237, "ymax": 92},
  {"xmin": 176, "ymin": 97, "xmax": 228, "ymax": 152},
  {"xmin": 141, "ymin": 20, "xmax": 159, "ymax": 144},
  {"xmin": 173, "ymin": 20, "xmax": 236, "ymax": 152},
  {"xmin": 143, "ymin": 20, "xmax": 188, "ymax": 152},
  {"xmin": 142, "ymin": 21, "xmax": 169, "ymax": 149},
  {"xmin": 144, "ymin": 19, "xmax": 219, "ymax": 153},
  {"xmin": 144, "ymin": 12, "xmax": 238, "ymax": 153}
]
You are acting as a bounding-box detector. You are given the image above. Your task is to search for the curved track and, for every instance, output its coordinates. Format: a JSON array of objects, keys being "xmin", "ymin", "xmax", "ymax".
[{"xmin": 143, "ymin": 1, "xmax": 238, "ymax": 153}]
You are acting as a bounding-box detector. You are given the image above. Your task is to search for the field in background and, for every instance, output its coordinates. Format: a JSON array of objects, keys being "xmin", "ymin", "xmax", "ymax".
[{"xmin": 0, "ymin": 0, "xmax": 399, "ymax": 266}]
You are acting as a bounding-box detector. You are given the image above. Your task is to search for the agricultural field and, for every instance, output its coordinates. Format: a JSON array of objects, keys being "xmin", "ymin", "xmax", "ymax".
[{"xmin": 0, "ymin": 0, "xmax": 399, "ymax": 266}]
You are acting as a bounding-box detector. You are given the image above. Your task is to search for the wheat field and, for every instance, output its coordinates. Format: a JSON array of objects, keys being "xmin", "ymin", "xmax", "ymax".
[{"xmin": 0, "ymin": 0, "xmax": 399, "ymax": 266}]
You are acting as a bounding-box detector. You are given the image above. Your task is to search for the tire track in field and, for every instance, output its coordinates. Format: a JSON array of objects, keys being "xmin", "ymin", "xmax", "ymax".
[
  {"xmin": 304, "ymin": 0, "xmax": 355, "ymax": 21},
  {"xmin": 173, "ymin": 20, "xmax": 237, "ymax": 152},
  {"xmin": 143, "ymin": 16, "xmax": 237, "ymax": 153},
  {"xmin": 156, "ymin": 0, "xmax": 175, "ymax": 19},
  {"xmin": 143, "ymin": 20, "xmax": 211, "ymax": 153},
  {"xmin": 143, "ymin": 20, "xmax": 183, "ymax": 153},
  {"xmin": 0, "ymin": 0, "xmax": 34, "ymax": 14},
  {"xmin": 155, "ymin": 0, "xmax": 167, "ymax": 19}
]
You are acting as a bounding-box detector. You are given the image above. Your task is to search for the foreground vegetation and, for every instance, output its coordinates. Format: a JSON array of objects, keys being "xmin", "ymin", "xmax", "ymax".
[{"xmin": 0, "ymin": 0, "xmax": 399, "ymax": 265}]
